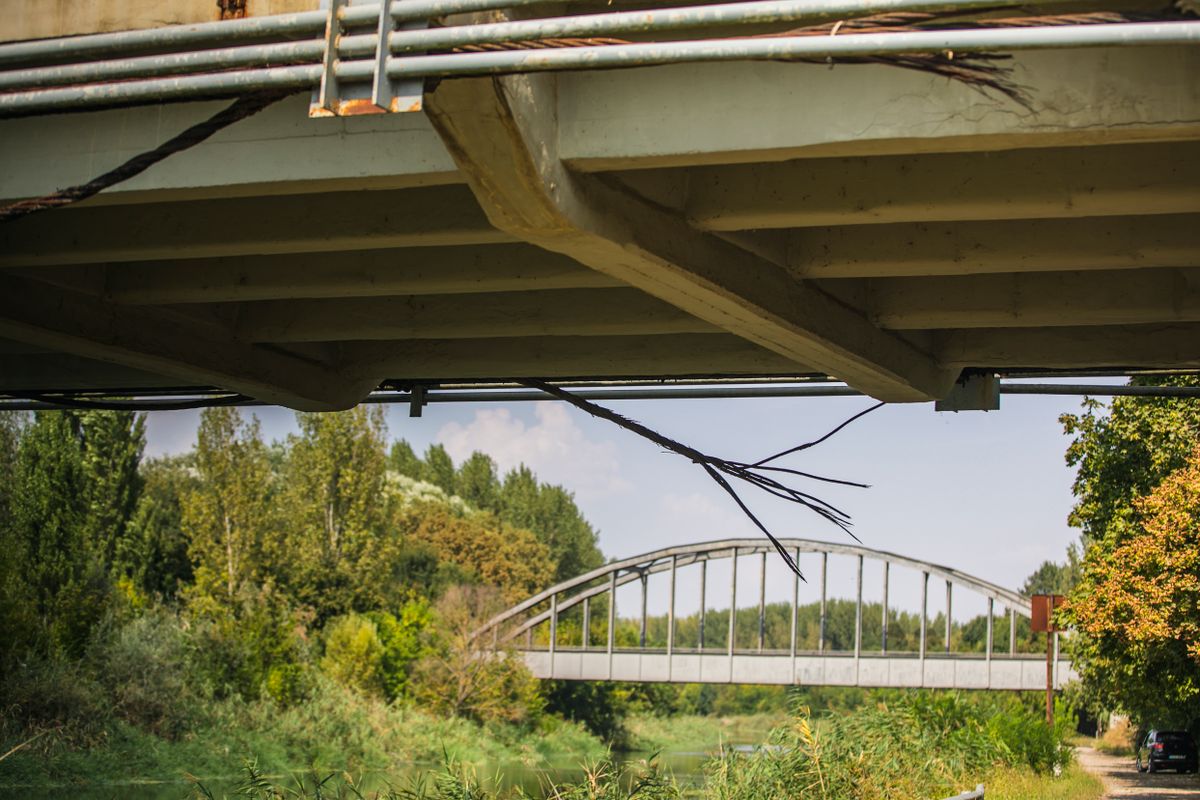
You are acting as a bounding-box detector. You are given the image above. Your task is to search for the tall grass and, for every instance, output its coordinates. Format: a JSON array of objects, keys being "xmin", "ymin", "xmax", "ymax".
[{"xmin": 704, "ymin": 693, "xmax": 1071, "ymax": 800}]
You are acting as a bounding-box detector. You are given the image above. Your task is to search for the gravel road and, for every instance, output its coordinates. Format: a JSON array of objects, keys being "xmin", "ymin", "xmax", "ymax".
[{"xmin": 1077, "ymin": 746, "xmax": 1200, "ymax": 799}]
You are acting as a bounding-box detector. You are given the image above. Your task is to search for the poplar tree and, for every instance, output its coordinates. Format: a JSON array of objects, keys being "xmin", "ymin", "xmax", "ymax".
[
  {"xmin": 281, "ymin": 406, "xmax": 390, "ymax": 618},
  {"xmin": 183, "ymin": 408, "xmax": 274, "ymax": 603}
]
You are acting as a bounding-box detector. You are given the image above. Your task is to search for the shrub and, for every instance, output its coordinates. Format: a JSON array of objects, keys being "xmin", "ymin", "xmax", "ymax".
[
  {"xmin": 321, "ymin": 614, "xmax": 385, "ymax": 697},
  {"xmin": 87, "ymin": 607, "xmax": 197, "ymax": 739}
]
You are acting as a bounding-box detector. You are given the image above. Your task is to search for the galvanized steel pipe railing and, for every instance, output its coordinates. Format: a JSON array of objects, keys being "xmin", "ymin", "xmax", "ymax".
[{"xmin": 0, "ymin": 0, "xmax": 1197, "ymax": 117}]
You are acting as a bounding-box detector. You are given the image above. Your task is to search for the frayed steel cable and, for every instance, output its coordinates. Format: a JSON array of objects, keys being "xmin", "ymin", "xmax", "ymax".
[
  {"xmin": 517, "ymin": 378, "xmax": 884, "ymax": 578},
  {"xmin": 0, "ymin": 89, "xmax": 293, "ymax": 222}
]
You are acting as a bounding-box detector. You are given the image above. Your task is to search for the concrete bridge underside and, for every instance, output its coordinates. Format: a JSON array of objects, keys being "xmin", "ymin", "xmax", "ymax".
[{"xmin": 1, "ymin": 2, "xmax": 1199, "ymax": 408}]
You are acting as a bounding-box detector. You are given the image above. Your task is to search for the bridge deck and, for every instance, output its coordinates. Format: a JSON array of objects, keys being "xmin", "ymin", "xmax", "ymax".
[{"xmin": 523, "ymin": 648, "xmax": 1075, "ymax": 691}]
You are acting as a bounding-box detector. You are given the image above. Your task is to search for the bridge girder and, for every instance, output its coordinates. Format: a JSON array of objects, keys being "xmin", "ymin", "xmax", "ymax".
[{"xmin": 1, "ymin": 30, "xmax": 1198, "ymax": 406}]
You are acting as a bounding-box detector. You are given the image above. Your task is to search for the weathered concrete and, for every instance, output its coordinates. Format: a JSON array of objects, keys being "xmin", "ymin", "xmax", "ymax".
[{"xmin": 4, "ymin": 0, "xmax": 317, "ymax": 43}]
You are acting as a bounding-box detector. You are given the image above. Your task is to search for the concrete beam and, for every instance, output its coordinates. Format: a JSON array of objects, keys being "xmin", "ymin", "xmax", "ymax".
[
  {"xmin": 0, "ymin": 184, "xmax": 508, "ymax": 268},
  {"xmin": 425, "ymin": 75, "xmax": 956, "ymax": 402},
  {"xmin": 687, "ymin": 142, "xmax": 1200, "ymax": 230},
  {"xmin": 936, "ymin": 323, "xmax": 1200, "ymax": 369},
  {"xmin": 93, "ymin": 244, "xmax": 622, "ymax": 304},
  {"xmin": 4, "ymin": 0, "xmax": 314, "ymax": 43},
  {"xmin": 233, "ymin": 288, "xmax": 717, "ymax": 342},
  {"xmin": 0, "ymin": 95, "xmax": 458, "ymax": 205},
  {"xmin": 560, "ymin": 47, "xmax": 1200, "ymax": 170},
  {"xmin": 0, "ymin": 354, "xmax": 182, "ymax": 391},
  {"xmin": 791, "ymin": 215, "xmax": 1199, "ymax": 279},
  {"xmin": 345, "ymin": 333, "xmax": 812, "ymax": 379},
  {"xmin": 0, "ymin": 274, "xmax": 376, "ymax": 410},
  {"xmin": 868, "ymin": 268, "xmax": 1200, "ymax": 329}
]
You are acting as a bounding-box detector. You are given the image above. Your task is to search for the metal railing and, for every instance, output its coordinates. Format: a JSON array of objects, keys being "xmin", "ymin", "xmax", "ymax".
[
  {"xmin": 0, "ymin": 0, "xmax": 1197, "ymax": 117},
  {"xmin": 943, "ymin": 786, "xmax": 985, "ymax": 800}
]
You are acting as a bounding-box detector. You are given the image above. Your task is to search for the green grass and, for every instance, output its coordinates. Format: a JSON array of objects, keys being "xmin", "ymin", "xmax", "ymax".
[
  {"xmin": 623, "ymin": 714, "xmax": 782, "ymax": 754},
  {"xmin": 985, "ymin": 762, "xmax": 1104, "ymax": 800},
  {"xmin": 0, "ymin": 681, "xmax": 605, "ymax": 789}
]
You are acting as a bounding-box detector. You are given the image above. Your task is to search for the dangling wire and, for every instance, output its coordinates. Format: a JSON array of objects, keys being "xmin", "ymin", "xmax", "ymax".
[{"xmin": 517, "ymin": 378, "xmax": 883, "ymax": 579}]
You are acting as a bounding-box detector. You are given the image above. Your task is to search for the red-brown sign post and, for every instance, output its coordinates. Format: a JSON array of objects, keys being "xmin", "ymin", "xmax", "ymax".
[{"xmin": 1031, "ymin": 594, "xmax": 1064, "ymax": 726}]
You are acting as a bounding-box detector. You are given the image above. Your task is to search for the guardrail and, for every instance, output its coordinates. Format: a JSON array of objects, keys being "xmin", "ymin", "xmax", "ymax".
[{"xmin": 943, "ymin": 785, "xmax": 985, "ymax": 800}]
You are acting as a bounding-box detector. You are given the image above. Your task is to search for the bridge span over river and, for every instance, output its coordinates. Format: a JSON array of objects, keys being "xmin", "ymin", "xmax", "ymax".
[{"xmin": 479, "ymin": 539, "xmax": 1074, "ymax": 692}]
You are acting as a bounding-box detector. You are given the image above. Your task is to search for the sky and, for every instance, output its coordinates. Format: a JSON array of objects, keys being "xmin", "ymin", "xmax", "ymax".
[{"xmin": 142, "ymin": 384, "xmax": 1098, "ymax": 623}]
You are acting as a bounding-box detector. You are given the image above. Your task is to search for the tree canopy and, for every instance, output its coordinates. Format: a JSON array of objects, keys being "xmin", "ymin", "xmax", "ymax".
[{"xmin": 1059, "ymin": 375, "xmax": 1200, "ymax": 728}]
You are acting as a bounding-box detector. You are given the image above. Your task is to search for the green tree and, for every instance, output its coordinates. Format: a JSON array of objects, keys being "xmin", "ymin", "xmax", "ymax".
[
  {"xmin": 9, "ymin": 412, "xmax": 105, "ymax": 655},
  {"xmin": 1060, "ymin": 375, "xmax": 1200, "ymax": 726},
  {"xmin": 1061, "ymin": 374, "xmax": 1200, "ymax": 547},
  {"xmin": 423, "ymin": 444, "xmax": 457, "ymax": 495},
  {"xmin": 1064, "ymin": 445, "xmax": 1200, "ymax": 727},
  {"xmin": 78, "ymin": 411, "xmax": 146, "ymax": 580},
  {"xmin": 183, "ymin": 408, "xmax": 274, "ymax": 603},
  {"xmin": 279, "ymin": 407, "xmax": 391, "ymax": 619},
  {"xmin": 389, "ymin": 439, "xmax": 423, "ymax": 479},
  {"xmin": 500, "ymin": 466, "xmax": 603, "ymax": 582},
  {"xmin": 456, "ymin": 451, "xmax": 501, "ymax": 512},
  {"xmin": 128, "ymin": 455, "xmax": 197, "ymax": 600}
]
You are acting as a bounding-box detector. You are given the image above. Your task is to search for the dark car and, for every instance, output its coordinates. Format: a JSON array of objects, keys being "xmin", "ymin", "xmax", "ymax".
[{"xmin": 1136, "ymin": 730, "xmax": 1198, "ymax": 773}]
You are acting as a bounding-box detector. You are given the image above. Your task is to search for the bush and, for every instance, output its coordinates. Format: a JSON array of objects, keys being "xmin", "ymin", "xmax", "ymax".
[
  {"xmin": 705, "ymin": 693, "xmax": 1073, "ymax": 800},
  {"xmin": 321, "ymin": 614, "xmax": 386, "ymax": 697},
  {"xmin": 87, "ymin": 607, "xmax": 197, "ymax": 738}
]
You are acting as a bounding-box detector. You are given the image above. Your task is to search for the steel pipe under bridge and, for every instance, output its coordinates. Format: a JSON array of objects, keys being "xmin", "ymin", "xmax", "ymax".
[{"xmin": 477, "ymin": 538, "xmax": 1075, "ymax": 691}]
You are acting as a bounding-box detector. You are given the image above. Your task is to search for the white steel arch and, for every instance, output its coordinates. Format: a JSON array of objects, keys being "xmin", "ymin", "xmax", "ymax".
[{"xmin": 477, "ymin": 538, "xmax": 1073, "ymax": 691}]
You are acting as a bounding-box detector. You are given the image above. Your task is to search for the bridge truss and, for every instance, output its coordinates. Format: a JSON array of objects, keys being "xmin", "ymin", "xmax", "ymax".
[{"xmin": 478, "ymin": 539, "xmax": 1074, "ymax": 691}]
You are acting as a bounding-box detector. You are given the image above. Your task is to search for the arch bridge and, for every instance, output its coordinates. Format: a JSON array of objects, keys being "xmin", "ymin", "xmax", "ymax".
[{"xmin": 478, "ymin": 539, "xmax": 1074, "ymax": 691}]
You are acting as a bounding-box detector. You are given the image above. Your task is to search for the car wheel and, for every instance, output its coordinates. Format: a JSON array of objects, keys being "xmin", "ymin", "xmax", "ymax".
[{"xmin": 1148, "ymin": 762, "xmax": 1157, "ymax": 774}]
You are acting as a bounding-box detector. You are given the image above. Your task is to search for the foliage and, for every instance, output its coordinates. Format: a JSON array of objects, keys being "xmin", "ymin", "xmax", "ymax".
[
  {"xmin": 1064, "ymin": 444, "xmax": 1200, "ymax": 727},
  {"xmin": 183, "ymin": 408, "xmax": 275, "ymax": 602},
  {"xmin": 127, "ymin": 455, "xmax": 196, "ymax": 599},
  {"xmin": 403, "ymin": 504, "xmax": 555, "ymax": 605},
  {"xmin": 411, "ymin": 586, "xmax": 544, "ymax": 726},
  {"xmin": 321, "ymin": 613, "xmax": 387, "ymax": 697},
  {"xmin": 1061, "ymin": 374, "xmax": 1200, "ymax": 546},
  {"xmin": 1060, "ymin": 375, "xmax": 1200, "ymax": 729},
  {"xmin": 279, "ymin": 407, "xmax": 395, "ymax": 622},
  {"xmin": 705, "ymin": 693, "xmax": 1071, "ymax": 800},
  {"xmin": 387, "ymin": 440, "xmax": 604, "ymax": 584}
]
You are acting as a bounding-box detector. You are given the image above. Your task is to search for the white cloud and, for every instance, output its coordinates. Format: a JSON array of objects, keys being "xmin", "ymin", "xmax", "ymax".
[
  {"xmin": 656, "ymin": 491, "xmax": 756, "ymax": 541},
  {"xmin": 436, "ymin": 404, "xmax": 630, "ymax": 499}
]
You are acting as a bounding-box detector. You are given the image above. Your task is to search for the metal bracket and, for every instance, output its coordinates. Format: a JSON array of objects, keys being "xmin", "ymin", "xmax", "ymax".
[
  {"xmin": 934, "ymin": 373, "xmax": 1000, "ymax": 412},
  {"xmin": 310, "ymin": 0, "xmax": 348, "ymax": 117},
  {"xmin": 310, "ymin": 0, "xmax": 427, "ymax": 117}
]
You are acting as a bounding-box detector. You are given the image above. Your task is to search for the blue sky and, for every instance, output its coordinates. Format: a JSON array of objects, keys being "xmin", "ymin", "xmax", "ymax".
[{"xmin": 143, "ymin": 385, "xmax": 1096, "ymax": 622}]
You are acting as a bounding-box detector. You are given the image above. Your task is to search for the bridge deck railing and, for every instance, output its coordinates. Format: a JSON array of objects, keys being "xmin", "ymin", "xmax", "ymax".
[{"xmin": 477, "ymin": 538, "xmax": 1069, "ymax": 689}]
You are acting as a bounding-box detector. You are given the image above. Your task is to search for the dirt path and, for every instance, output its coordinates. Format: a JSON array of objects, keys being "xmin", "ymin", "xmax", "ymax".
[{"xmin": 1077, "ymin": 746, "xmax": 1200, "ymax": 799}]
